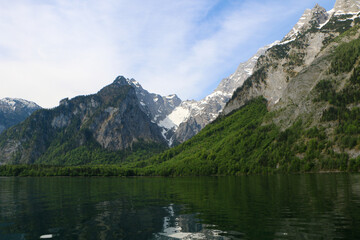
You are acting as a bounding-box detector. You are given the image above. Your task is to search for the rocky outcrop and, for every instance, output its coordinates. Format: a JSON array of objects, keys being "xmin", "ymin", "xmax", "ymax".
[
  {"xmin": 0, "ymin": 98, "xmax": 41, "ymax": 133},
  {"xmin": 284, "ymin": 4, "xmax": 330, "ymax": 41},
  {"xmin": 334, "ymin": 0, "xmax": 360, "ymax": 14}
]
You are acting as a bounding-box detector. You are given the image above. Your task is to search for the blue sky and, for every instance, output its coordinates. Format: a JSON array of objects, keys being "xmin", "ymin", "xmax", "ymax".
[{"xmin": 0, "ymin": 0, "xmax": 336, "ymax": 108}]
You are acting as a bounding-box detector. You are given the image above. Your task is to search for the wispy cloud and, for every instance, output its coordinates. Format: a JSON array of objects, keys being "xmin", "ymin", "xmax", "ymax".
[{"xmin": 0, "ymin": 0, "xmax": 335, "ymax": 108}]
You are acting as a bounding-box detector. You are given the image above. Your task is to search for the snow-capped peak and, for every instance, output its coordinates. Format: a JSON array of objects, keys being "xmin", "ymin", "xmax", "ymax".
[{"xmin": 0, "ymin": 98, "xmax": 40, "ymax": 109}]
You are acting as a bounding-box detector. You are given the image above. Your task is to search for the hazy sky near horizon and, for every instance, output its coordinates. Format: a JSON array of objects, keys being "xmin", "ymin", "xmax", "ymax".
[{"xmin": 0, "ymin": 0, "xmax": 336, "ymax": 108}]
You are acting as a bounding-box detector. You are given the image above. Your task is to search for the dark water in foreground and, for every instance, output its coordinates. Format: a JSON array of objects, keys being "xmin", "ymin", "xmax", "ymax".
[{"xmin": 0, "ymin": 174, "xmax": 360, "ymax": 240}]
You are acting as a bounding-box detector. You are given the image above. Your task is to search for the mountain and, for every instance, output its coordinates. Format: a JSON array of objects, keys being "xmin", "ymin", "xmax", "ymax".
[
  {"xmin": 334, "ymin": 0, "xmax": 360, "ymax": 13},
  {"xmin": 138, "ymin": 0, "xmax": 360, "ymax": 146},
  {"xmin": 0, "ymin": 77, "xmax": 167, "ymax": 165},
  {"xmin": 222, "ymin": 1, "xmax": 360, "ymax": 114},
  {"xmin": 159, "ymin": 43, "xmax": 276, "ymax": 144},
  {"xmin": 126, "ymin": 0, "xmax": 360, "ymax": 176},
  {"xmin": 1, "ymin": 0, "xmax": 360, "ymax": 174},
  {"xmin": 0, "ymin": 98, "xmax": 41, "ymax": 133}
]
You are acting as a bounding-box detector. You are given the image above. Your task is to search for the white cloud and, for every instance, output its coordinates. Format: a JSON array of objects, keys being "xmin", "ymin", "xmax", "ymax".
[{"xmin": 0, "ymin": 0, "xmax": 336, "ymax": 108}]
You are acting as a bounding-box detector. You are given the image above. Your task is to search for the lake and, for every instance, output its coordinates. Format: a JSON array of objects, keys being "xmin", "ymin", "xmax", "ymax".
[{"xmin": 0, "ymin": 174, "xmax": 359, "ymax": 239}]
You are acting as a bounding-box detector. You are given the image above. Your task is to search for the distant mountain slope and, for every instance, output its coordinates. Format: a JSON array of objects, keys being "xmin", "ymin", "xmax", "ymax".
[
  {"xmin": 0, "ymin": 77, "xmax": 167, "ymax": 165},
  {"xmin": 0, "ymin": 98, "xmax": 41, "ymax": 133}
]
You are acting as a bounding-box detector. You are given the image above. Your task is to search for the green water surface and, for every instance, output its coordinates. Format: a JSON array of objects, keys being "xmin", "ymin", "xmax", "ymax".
[{"xmin": 0, "ymin": 174, "xmax": 359, "ymax": 239}]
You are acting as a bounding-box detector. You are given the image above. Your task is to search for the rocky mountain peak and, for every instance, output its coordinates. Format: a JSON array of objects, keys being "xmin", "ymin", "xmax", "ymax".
[
  {"xmin": 113, "ymin": 76, "xmax": 130, "ymax": 86},
  {"xmin": 283, "ymin": 4, "xmax": 329, "ymax": 41},
  {"xmin": 334, "ymin": 0, "xmax": 360, "ymax": 14},
  {"xmin": 311, "ymin": 4, "xmax": 329, "ymax": 21},
  {"xmin": 113, "ymin": 76, "xmax": 143, "ymax": 90}
]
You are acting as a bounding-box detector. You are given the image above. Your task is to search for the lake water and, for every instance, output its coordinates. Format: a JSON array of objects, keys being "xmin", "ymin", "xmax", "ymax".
[{"xmin": 0, "ymin": 174, "xmax": 360, "ymax": 240}]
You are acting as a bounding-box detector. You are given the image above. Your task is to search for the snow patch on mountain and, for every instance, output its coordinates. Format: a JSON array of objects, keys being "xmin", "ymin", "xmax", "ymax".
[{"xmin": 159, "ymin": 105, "xmax": 191, "ymax": 130}]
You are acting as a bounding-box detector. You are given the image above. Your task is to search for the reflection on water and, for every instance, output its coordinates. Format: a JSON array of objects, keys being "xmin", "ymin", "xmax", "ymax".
[
  {"xmin": 153, "ymin": 204, "xmax": 229, "ymax": 240},
  {"xmin": 0, "ymin": 175, "xmax": 360, "ymax": 239}
]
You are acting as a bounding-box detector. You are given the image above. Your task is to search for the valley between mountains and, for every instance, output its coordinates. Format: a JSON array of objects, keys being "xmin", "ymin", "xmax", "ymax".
[{"xmin": 1, "ymin": 0, "xmax": 360, "ymax": 176}]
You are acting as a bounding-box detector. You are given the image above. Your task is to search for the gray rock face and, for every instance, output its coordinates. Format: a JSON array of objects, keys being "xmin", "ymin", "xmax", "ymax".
[
  {"xmin": 90, "ymin": 87, "xmax": 166, "ymax": 150},
  {"xmin": 222, "ymin": 1, "xmax": 360, "ymax": 116},
  {"xmin": 0, "ymin": 98, "xmax": 41, "ymax": 133},
  {"xmin": 334, "ymin": 0, "xmax": 360, "ymax": 14}
]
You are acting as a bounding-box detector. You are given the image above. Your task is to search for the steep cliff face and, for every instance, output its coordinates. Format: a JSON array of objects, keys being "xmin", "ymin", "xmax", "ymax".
[
  {"xmin": 0, "ymin": 77, "xmax": 167, "ymax": 164},
  {"xmin": 223, "ymin": 2, "xmax": 360, "ymax": 116},
  {"xmin": 0, "ymin": 98, "xmax": 41, "ymax": 133}
]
